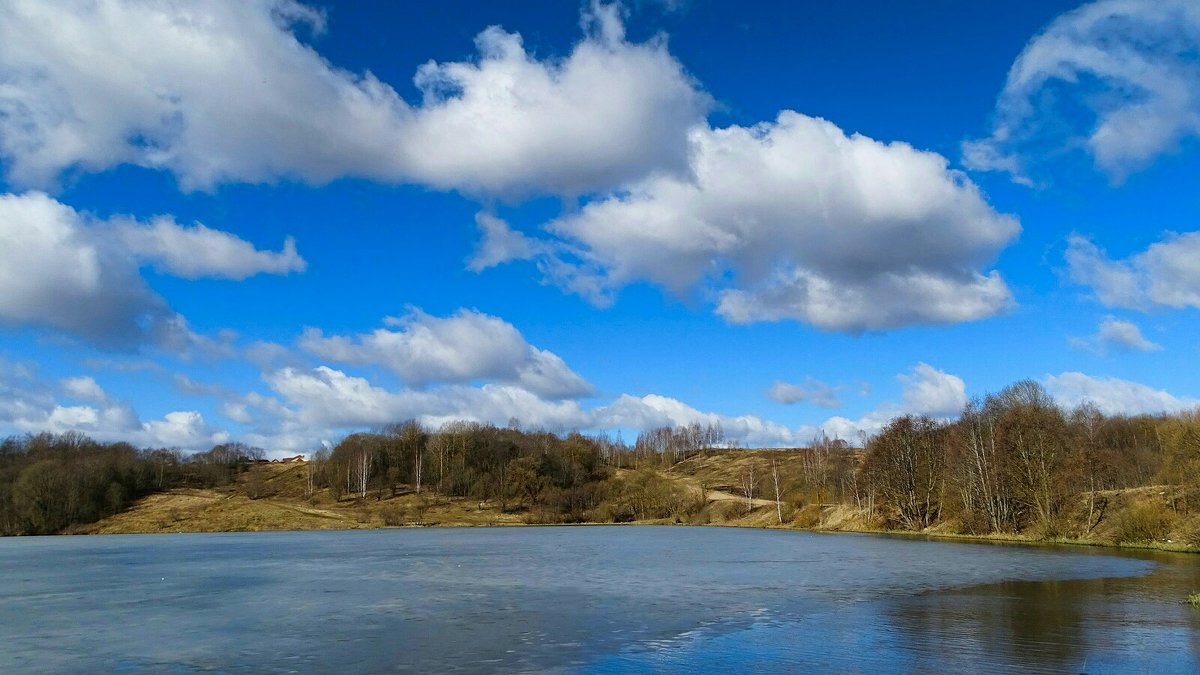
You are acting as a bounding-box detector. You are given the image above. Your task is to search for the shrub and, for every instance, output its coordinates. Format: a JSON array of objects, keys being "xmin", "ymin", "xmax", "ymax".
[
  {"xmin": 712, "ymin": 500, "xmax": 744, "ymax": 522},
  {"xmin": 791, "ymin": 504, "xmax": 823, "ymax": 528},
  {"xmin": 380, "ymin": 504, "xmax": 408, "ymax": 526},
  {"xmin": 1114, "ymin": 501, "xmax": 1175, "ymax": 544}
]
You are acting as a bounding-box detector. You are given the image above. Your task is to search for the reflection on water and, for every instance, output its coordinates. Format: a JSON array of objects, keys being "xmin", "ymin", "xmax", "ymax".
[{"xmin": 0, "ymin": 527, "xmax": 1196, "ymax": 673}]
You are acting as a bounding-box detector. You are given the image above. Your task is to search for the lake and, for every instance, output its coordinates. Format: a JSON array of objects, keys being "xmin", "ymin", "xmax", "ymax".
[{"xmin": 1, "ymin": 526, "xmax": 1197, "ymax": 672}]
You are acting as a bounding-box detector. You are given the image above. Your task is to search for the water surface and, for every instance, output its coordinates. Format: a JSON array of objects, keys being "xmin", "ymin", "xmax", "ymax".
[{"xmin": 0, "ymin": 526, "xmax": 1196, "ymax": 672}]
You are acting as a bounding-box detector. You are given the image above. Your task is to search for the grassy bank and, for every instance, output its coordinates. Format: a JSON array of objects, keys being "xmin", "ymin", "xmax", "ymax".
[{"xmin": 75, "ymin": 461, "xmax": 1200, "ymax": 558}]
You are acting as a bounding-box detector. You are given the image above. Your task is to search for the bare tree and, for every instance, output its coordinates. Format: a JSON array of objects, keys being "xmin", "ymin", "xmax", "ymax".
[
  {"xmin": 355, "ymin": 447, "xmax": 371, "ymax": 499},
  {"xmin": 414, "ymin": 440, "xmax": 423, "ymax": 495},
  {"xmin": 741, "ymin": 465, "xmax": 757, "ymax": 513},
  {"xmin": 306, "ymin": 453, "xmax": 315, "ymax": 498},
  {"xmin": 771, "ymin": 457, "xmax": 783, "ymax": 524}
]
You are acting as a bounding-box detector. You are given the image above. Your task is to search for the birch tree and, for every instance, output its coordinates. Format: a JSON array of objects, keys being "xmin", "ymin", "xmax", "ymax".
[
  {"xmin": 771, "ymin": 457, "xmax": 784, "ymax": 524},
  {"xmin": 741, "ymin": 465, "xmax": 757, "ymax": 513}
]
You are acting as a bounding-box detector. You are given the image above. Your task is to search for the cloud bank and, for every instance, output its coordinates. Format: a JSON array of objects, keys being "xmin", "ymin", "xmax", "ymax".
[
  {"xmin": 0, "ymin": 361, "xmax": 228, "ymax": 448},
  {"xmin": 1044, "ymin": 371, "xmax": 1198, "ymax": 416}
]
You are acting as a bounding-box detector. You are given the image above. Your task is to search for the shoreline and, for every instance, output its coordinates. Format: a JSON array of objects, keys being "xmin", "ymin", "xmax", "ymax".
[{"xmin": 54, "ymin": 513, "xmax": 1199, "ymax": 556}]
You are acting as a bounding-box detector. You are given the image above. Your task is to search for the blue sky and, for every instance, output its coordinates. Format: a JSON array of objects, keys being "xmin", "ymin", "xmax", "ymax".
[{"xmin": 1, "ymin": 0, "xmax": 1199, "ymax": 454}]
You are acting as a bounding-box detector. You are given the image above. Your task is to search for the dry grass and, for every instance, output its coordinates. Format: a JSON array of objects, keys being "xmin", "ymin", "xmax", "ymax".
[
  {"xmin": 81, "ymin": 464, "xmax": 525, "ymax": 534},
  {"xmin": 77, "ymin": 462, "xmax": 1200, "ymax": 557}
]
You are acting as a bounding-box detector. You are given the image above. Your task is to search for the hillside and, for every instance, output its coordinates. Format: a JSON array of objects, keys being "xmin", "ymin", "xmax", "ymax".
[
  {"xmin": 78, "ymin": 462, "xmax": 526, "ymax": 534},
  {"xmin": 78, "ymin": 452, "xmax": 1200, "ymax": 555}
]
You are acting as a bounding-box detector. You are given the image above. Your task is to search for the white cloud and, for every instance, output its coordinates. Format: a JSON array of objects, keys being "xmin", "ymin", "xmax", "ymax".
[
  {"xmin": 61, "ymin": 376, "xmax": 107, "ymax": 402},
  {"xmin": 0, "ymin": 191, "xmax": 301, "ymax": 348},
  {"xmin": 0, "ymin": 0, "xmax": 707, "ymax": 196},
  {"xmin": 236, "ymin": 365, "xmax": 816, "ymax": 450},
  {"xmin": 819, "ymin": 363, "xmax": 968, "ymax": 440},
  {"xmin": 1066, "ymin": 232, "xmax": 1200, "ymax": 310},
  {"xmin": 3, "ymin": 355, "xmax": 975, "ymax": 455},
  {"xmin": 297, "ymin": 309, "xmax": 593, "ymax": 399},
  {"xmin": 116, "ymin": 218, "xmax": 305, "ymax": 280},
  {"xmin": 593, "ymin": 393, "xmax": 808, "ymax": 447},
  {"xmin": 262, "ymin": 365, "xmax": 591, "ymax": 431},
  {"xmin": 766, "ymin": 378, "xmax": 841, "ymax": 408},
  {"xmin": 897, "ymin": 363, "xmax": 968, "ymax": 418},
  {"xmin": 237, "ymin": 361, "xmax": 972, "ymax": 451},
  {"xmin": 397, "ymin": 2, "xmax": 709, "ymax": 197},
  {"xmin": 1044, "ymin": 371, "xmax": 1198, "ymax": 416},
  {"xmin": 138, "ymin": 411, "xmax": 229, "ymax": 449},
  {"xmin": 0, "ymin": 191, "xmax": 160, "ymax": 346},
  {"xmin": 0, "ymin": 363, "xmax": 228, "ymax": 449},
  {"xmin": 1068, "ymin": 315, "xmax": 1161, "ymax": 353},
  {"xmin": 964, "ymin": 0, "xmax": 1200, "ymax": 183},
  {"xmin": 467, "ymin": 212, "xmax": 543, "ymax": 272},
  {"xmin": 519, "ymin": 112, "xmax": 1018, "ymax": 331},
  {"xmin": 0, "ymin": 360, "xmax": 55, "ymax": 433}
]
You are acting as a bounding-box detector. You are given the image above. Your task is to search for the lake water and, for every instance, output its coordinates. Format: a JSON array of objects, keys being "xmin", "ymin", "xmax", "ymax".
[{"xmin": 1, "ymin": 526, "xmax": 1197, "ymax": 673}]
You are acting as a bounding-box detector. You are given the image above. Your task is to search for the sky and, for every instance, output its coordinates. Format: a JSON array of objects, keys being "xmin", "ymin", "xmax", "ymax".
[{"xmin": 1, "ymin": 0, "xmax": 1199, "ymax": 456}]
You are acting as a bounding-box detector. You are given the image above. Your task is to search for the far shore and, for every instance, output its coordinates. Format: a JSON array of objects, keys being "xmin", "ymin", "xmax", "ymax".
[{"xmin": 65, "ymin": 481, "xmax": 1198, "ymax": 558}]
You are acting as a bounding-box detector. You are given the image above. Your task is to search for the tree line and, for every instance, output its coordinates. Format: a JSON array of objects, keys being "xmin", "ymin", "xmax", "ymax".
[
  {"xmin": 856, "ymin": 380, "xmax": 1199, "ymax": 539},
  {"xmin": 3, "ymin": 381, "xmax": 1198, "ymax": 540},
  {"xmin": 0, "ymin": 433, "xmax": 266, "ymax": 535},
  {"xmin": 310, "ymin": 421, "xmax": 713, "ymax": 523}
]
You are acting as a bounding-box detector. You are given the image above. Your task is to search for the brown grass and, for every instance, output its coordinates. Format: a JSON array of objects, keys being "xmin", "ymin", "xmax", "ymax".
[
  {"xmin": 79, "ymin": 464, "xmax": 525, "ymax": 534},
  {"xmin": 77, "ymin": 462, "xmax": 1200, "ymax": 556}
]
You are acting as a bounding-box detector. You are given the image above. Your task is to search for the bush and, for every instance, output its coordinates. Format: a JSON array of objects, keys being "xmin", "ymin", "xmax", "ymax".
[
  {"xmin": 244, "ymin": 469, "xmax": 275, "ymax": 500},
  {"xmin": 380, "ymin": 504, "xmax": 408, "ymax": 526},
  {"xmin": 956, "ymin": 509, "xmax": 992, "ymax": 536},
  {"xmin": 597, "ymin": 470, "xmax": 702, "ymax": 522},
  {"xmin": 711, "ymin": 500, "xmax": 744, "ymax": 522},
  {"xmin": 1114, "ymin": 501, "xmax": 1175, "ymax": 544},
  {"xmin": 791, "ymin": 504, "xmax": 823, "ymax": 528}
]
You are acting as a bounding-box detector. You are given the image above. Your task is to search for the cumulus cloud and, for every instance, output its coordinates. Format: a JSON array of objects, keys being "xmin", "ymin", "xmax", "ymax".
[
  {"xmin": 1066, "ymin": 232, "xmax": 1200, "ymax": 310},
  {"xmin": 61, "ymin": 376, "xmax": 107, "ymax": 403},
  {"xmin": 1068, "ymin": 315, "xmax": 1161, "ymax": 354},
  {"xmin": 820, "ymin": 363, "xmax": 968, "ymax": 440},
  {"xmin": 964, "ymin": 0, "xmax": 1200, "ymax": 183},
  {"xmin": 0, "ymin": 192, "xmax": 302, "ymax": 348},
  {"xmin": 898, "ymin": 363, "xmax": 969, "ymax": 418},
  {"xmin": 116, "ymin": 218, "xmax": 305, "ymax": 280},
  {"xmin": 0, "ymin": 1, "xmax": 1018, "ymax": 334},
  {"xmin": 512, "ymin": 112, "xmax": 1018, "ymax": 331},
  {"xmin": 766, "ymin": 378, "xmax": 841, "ymax": 408},
  {"xmin": 0, "ymin": 364, "xmax": 228, "ymax": 449},
  {"xmin": 1044, "ymin": 371, "xmax": 1198, "ymax": 416},
  {"xmin": 593, "ymin": 393, "xmax": 808, "ymax": 447},
  {"xmin": 297, "ymin": 309, "xmax": 593, "ymax": 399},
  {"xmin": 397, "ymin": 2, "xmax": 708, "ymax": 197},
  {"xmin": 234, "ymin": 361, "xmax": 973, "ymax": 451},
  {"xmin": 0, "ymin": 192, "xmax": 162, "ymax": 346},
  {"xmin": 218, "ymin": 363, "xmax": 821, "ymax": 451},
  {"xmin": 0, "ymin": 0, "xmax": 707, "ymax": 196},
  {"xmin": 264, "ymin": 366, "xmax": 590, "ymax": 431}
]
